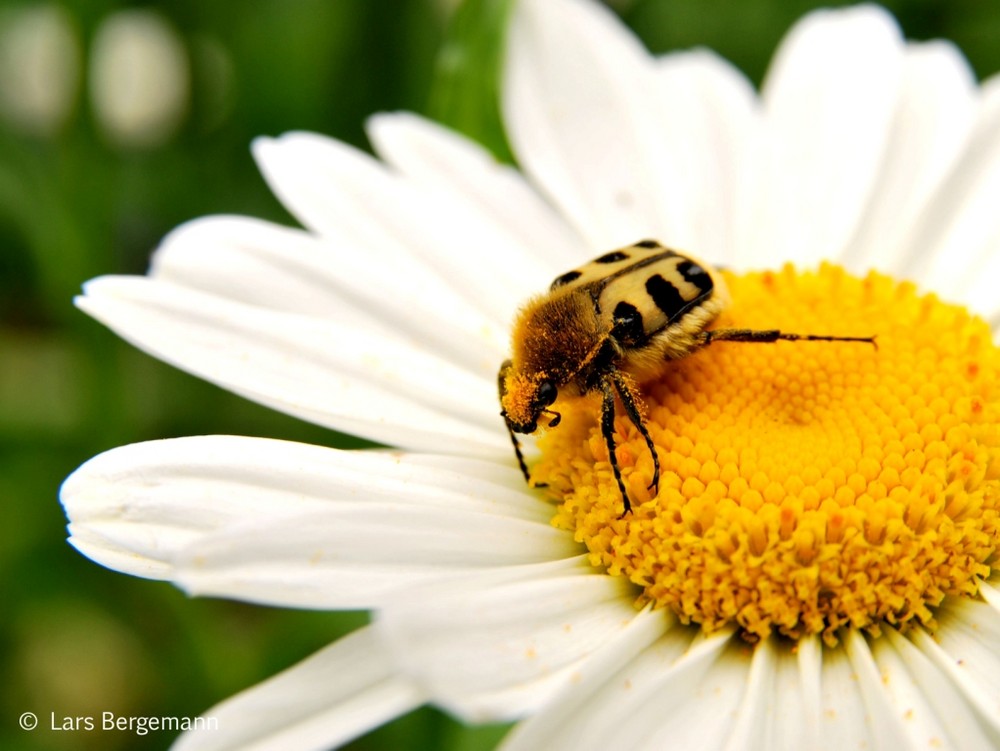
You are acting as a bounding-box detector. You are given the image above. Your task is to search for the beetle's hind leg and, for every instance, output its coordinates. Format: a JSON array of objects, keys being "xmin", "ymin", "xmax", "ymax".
[
  {"xmin": 611, "ymin": 371, "xmax": 660, "ymax": 499},
  {"xmin": 598, "ymin": 377, "xmax": 634, "ymax": 517},
  {"xmin": 700, "ymin": 328, "xmax": 877, "ymax": 348}
]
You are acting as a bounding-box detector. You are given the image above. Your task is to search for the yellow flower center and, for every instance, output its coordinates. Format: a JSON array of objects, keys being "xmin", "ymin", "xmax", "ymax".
[{"xmin": 534, "ymin": 264, "xmax": 1000, "ymax": 644}]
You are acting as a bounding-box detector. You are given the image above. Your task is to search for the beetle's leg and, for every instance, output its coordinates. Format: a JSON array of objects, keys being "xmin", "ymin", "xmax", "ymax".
[
  {"xmin": 700, "ymin": 329, "xmax": 877, "ymax": 348},
  {"xmin": 599, "ymin": 376, "xmax": 632, "ymax": 517},
  {"xmin": 611, "ymin": 371, "xmax": 659, "ymax": 498}
]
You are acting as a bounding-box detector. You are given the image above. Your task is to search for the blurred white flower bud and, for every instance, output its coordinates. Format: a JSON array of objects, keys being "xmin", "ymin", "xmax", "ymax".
[
  {"xmin": 89, "ymin": 9, "xmax": 188, "ymax": 149},
  {"xmin": 0, "ymin": 4, "xmax": 81, "ymax": 137}
]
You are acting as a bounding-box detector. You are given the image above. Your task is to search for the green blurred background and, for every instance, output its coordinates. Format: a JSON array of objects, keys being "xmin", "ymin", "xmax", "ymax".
[{"xmin": 1, "ymin": 1, "xmax": 997, "ymax": 749}]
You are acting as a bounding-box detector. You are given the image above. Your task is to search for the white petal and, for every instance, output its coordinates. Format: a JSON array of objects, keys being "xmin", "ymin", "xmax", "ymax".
[
  {"xmin": 815, "ymin": 638, "xmax": 871, "ymax": 751},
  {"xmin": 795, "ymin": 636, "xmax": 824, "ymax": 747},
  {"xmin": 978, "ymin": 578, "xmax": 1000, "ymax": 610},
  {"xmin": 739, "ymin": 6, "xmax": 904, "ymax": 267},
  {"xmin": 506, "ymin": 627, "xmax": 740, "ymax": 751},
  {"xmin": 63, "ymin": 435, "xmax": 565, "ymax": 608},
  {"xmin": 171, "ymin": 626, "xmax": 426, "ymax": 751},
  {"xmin": 909, "ymin": 596, "xmax": 1000, "ymax": 738},
  {"xmin": 60, "ymin": 435, "xmax": 334, "ymax": 580},
  {"xmin": 842, "ymin": 630, "xmax": 915, "ymax": 748},
  {"xmin": 151, "ymin": 215, "xmax": 506, "ymax": 373},
  {"xmin": 841, "ymin": 40, "xmax": 977, "ymax": 277},
  {"xmin": 651, "ymin": 49, "xmax": 758, "ymax": 264},
  {"xmin": 722, "ymin": 636, "xmax": 819, "ymax": 751},
  {"xmin": 252, "ymin": 132, "xmax": 530, "ymax": 327},
  {"xmin": 77, "ymin": 276, "xmax": 508, "ymax": 455},
  {"xmin": 176, "ymin": 504, "xmax": 579, "ymax": 610},
  {"xmin": 878, "ymin": 627, "xmax": 998, "ymax": 751},
  {"xmin": 366, "ymin": 112, "xmax": 583, "ymax": 273},
  {"xmin": 965, "ymin": 251, "xmax": 1000, "ymax": 327},
  {"xmin": 509, "ymin": 631, "xmax": 888, "ymax": 751},
  {"xmin": 631, "ymin": 634, "xmax": 784, "ymax": 751},
  {"xmin": 499, "ymin": 607, "xmax": 675, "ymax": 751},
  {"xmin": 504, "ymin": 0, "xmax": 693, "ymax": 250},
  {"xmin": 896, "ymin": 75, "xmax": 1000, "ymax": 308},
  {"xmin": 378, "ymin": 565, "xmax": 645, "ymax": 721}
]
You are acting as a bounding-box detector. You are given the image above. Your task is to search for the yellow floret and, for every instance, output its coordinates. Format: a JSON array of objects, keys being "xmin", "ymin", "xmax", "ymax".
[{"xmin": 535, "ymin": 264, "xmax": 1000, "ymax": 644}]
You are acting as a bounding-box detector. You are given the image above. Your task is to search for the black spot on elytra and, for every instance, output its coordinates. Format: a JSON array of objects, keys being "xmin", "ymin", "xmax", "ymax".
[
  {"xmin": 595, "ymin": 250, "xmax": 629, "ymax": 264},
  {"xmin": 612, "ymin": 301, "xmax": 645, "ymax": 347},
  {"xmin": 634, "ymin": 239, "xmax": 660, "ymax": 249},
  {"xmin": 676, "ymin": 260, "xmax": 713, "ymax": 294},
  {"xmin": 551, "ymin": 269, "xmax": 582, "ymax": 289},
  {"xmin": 645, "ymin": 274, "xmax": 687, "ymax": 321}
]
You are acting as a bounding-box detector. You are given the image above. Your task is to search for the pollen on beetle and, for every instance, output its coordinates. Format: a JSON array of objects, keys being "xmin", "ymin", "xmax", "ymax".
[{"xmin": 533, "ymin": 264, "xmax": 1000, "ymax": 645}]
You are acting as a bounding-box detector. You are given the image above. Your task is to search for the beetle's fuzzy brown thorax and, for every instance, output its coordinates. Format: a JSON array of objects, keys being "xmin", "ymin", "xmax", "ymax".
[{"xmin": 510, "ymin": 291, "xmax": 604, "ymax": 385}]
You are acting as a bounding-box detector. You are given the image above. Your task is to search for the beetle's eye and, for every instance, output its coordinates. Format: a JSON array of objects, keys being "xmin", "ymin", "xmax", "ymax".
[{"xmin": 537, "ymin": 380, "xmax": 557, "ymax": 407}]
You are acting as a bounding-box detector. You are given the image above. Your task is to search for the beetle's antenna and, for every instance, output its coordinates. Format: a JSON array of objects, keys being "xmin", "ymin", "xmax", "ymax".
[{"xmin": 502, "ymin": 412, "xmax": 532, "ymax": 483}]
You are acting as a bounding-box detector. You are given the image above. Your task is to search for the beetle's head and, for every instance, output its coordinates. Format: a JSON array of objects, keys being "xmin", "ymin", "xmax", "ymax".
[{"xmin": 498, "ymin": 359, "xmax": 562, "ymax": 435}]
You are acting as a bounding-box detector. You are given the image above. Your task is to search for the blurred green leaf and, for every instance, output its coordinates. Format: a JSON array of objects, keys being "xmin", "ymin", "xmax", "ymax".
[{"xmin": 427, "ymin": 0, "xmax": 515, "ymax": 162}]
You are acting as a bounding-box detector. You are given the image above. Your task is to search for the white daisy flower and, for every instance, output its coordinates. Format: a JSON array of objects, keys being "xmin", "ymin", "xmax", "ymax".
[{"xmin": 61, "ymin": 0, "xmax": 1000, "ymax": 750}]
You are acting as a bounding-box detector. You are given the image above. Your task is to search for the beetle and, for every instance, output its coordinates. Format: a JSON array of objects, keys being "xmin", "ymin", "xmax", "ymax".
[{"xmin": 498, "ymin": 240, "xmax": 875, "ymax": 516}]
